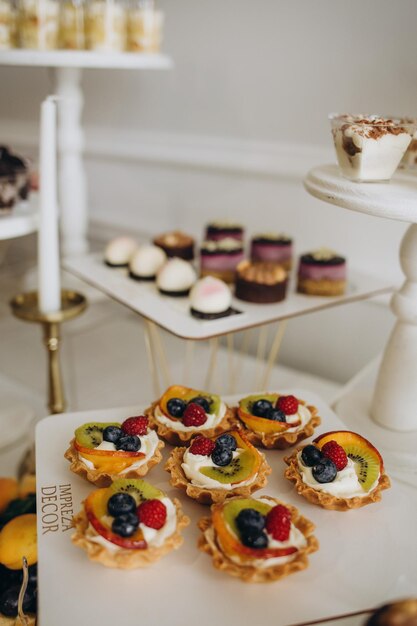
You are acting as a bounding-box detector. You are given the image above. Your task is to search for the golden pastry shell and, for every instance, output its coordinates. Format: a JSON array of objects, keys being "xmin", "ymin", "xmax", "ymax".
[
  {"xmin": 165, "ymin": 445, "xmax": 271, "ymax": 505},
  {"xmin": 198, "ymin": 496, "xmax": 319, "ymax": 583},
  {"xmin": 284, "ymin": 448, "xmax": 391, "ymax": 511}
]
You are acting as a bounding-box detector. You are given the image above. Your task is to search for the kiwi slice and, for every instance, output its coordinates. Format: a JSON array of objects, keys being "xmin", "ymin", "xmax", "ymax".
[
  {"xmin": 74, "ymin": 422, "xmax": 121, "ymax": 448},
  {"xmin": 186, "ymin": 389, "xmax": 221, "ymax": 415},
  {"xmin": 223, "ymin": 498, "xmax": 271, "ymax": 537},
  {"xmin": 109, "ymin": 479, "xmax": 164, "ymax": 504},
  {"xmin": 200, "ymin": 450, "xmax": 257, "ymax": 485},
  {"xmin": 239, "ymin": 393, "xmax": 277, "ymax": 415},
  {"xmin": 346, "ymin": 446, "xmax": 380, "ymax": 492}
]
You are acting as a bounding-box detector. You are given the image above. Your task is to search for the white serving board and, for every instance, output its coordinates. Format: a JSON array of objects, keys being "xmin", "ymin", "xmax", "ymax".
[
  {"xmin": 35, "ymin": 390, "xmax": 417, "ymax": 626},
  {"xmin": 63, "ymin": 253, "xmax": 392, "ymax": 340}
]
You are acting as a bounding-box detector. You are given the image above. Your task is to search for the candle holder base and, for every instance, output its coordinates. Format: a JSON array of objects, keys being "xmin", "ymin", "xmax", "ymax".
[{"xmin": 10, "ymin": 290, "xmax": 87, "ymax": 414}]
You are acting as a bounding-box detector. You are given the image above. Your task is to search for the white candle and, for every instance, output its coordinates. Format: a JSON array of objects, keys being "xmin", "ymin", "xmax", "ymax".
[{"xmin": 38, "ymin": 95, "xmax": 61, "ymax": 313}]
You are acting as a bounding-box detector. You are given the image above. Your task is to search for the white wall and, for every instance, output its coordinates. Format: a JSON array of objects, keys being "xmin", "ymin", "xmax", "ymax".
[{"xmin": 0, "ymin": 0, "xmax": 415, "ymax": 382}]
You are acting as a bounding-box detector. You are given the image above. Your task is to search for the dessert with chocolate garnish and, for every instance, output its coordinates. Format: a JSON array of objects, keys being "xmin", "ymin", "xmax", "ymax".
[
  {"xmin": 250, "ymin": 233, "xmax": 293, "ymax": 270},
  {"xmin": 235, "ymin": 260, "xmax": 288, "ymax": 304},
  {"xmin": 153, "ymin": 230, "xmax": 195, "ymax": 261},
  {"xmin": 205, "ymin": 222, "xmax": 244, "ymax": 242},
  {"xmin": 297, "ymin": 248, "xmax": 346, "ymax": 296},
  {"xmin": 330, "ymin": 114, "xmax": 414, "ymax": 182}
]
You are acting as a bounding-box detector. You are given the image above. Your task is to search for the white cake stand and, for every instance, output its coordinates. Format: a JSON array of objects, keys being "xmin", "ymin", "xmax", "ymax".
[{"xmin": 305, "ymin": 164, "xmax": 417, "ymax": 433}]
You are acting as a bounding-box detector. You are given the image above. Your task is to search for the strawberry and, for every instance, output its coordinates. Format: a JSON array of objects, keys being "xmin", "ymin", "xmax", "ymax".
[
  {"xmin": 137, "ymin": 499, "xmax": 167, "ymax": 530},
  {"xmin": 182, "ymin": 403, "xmax": 207, "ymax": 427},
  {"xmin": 121, "ymin": 416, "xmax": 149, "ymax": 436},
  {"xmin": 265, "ymin": 505, "xmax": 291, "ymax": 542},
  {"xmin": 189, "ymin": 436, "xmax": 216, "ymax": 455},
  {"xmin": 276, "ymin": 395, "xmax": 299, "ymax": 415},
  {"xmin": 321, "ymin": 440, "xmax": 348, "ymax": 471}
]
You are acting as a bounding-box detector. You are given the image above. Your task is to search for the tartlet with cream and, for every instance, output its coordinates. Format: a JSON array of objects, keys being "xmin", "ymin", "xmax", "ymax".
[
  {"xmin": 145, "ymin": 385, "xmax": 236, "ymax": 446},
  {"xmin": 284, "ymin": 430, "xmax": 391, "ymax": 511},
  {"xmin": 236, "ymin": 393, "xmax": 321, "ymax": 449},
  {"xmin": 198, "ymin": 495, "xmax": 318, "ymax": 583},
  {"xmin": 64, "ymin": 416, "xmax": 164, "ymax": 487},
  {"xmin": 72, "ymin": 478, "xmax": 189, "ymax": 569},
  {"xmin": 165, "ymin": 430, "xmax": 271, "ymax": 504}
]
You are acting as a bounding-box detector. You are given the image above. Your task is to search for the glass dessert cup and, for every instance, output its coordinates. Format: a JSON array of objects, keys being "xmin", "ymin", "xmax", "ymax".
[{"xmin": 329, "ymin": 113, "xmax": 416, "ymax": 183}]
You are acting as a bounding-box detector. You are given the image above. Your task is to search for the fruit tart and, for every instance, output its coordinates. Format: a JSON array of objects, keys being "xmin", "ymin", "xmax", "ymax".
[
  {"xmin": 72, "ymin": 478, "xmax": 189, "ymax": 569},
  {"xmin": 145, "ymin": 385, "xmax": 236, "ymax": 446},
  {"xmin": 236, "ymin": 393, "xmax": 321, "ymax": 449},
  {"xmin": 284, "ymin": 430, "xmax": 391, "ymax": 511},
  {"xmin": 198, "ymin": 495, "xmax": 318, "ymax": 583},
  {"xmin": 65, "ymin": 415, "xmax": 164, "ymax": 487},
  {"xmin": 165, "ymin": 430, "xmax": 271, "ymax": 504}
]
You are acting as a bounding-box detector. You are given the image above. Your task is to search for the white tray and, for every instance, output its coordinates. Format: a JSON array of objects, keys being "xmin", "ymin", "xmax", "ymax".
[
  {"xmin": 63, "ymin": 253, "xmax": 392, "ymax": 340},
  {"xmin": 35, "ymin": 390, "xmax": 417, "ymax": 626}
]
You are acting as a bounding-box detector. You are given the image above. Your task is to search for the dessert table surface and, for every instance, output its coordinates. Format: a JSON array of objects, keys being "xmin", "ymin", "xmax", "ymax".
[
  {"xmin": 0, "ymin": 196, "xmax": 38, "ymax": 241},
  {"xmin": 35, "ymin": 389, "xmax": 417, "ymax": 626},
  {"xmin": 63, "ymin": 252, "xmax": 392, "ymax": 340}
]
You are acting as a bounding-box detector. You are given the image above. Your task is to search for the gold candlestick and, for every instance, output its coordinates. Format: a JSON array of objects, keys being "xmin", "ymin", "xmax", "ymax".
[{"xmin": 10, "ymin": 290, "xmax": 87, "ymax": 414}]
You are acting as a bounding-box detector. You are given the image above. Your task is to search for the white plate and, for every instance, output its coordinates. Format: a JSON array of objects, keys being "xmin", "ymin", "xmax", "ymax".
[
  {"xmin": 35, "ymin": 390, "xmax": 417, "ymax": 626},
  {"xmin": 63, "ymin": 253, "xmax": 392, "ymax": 340}
]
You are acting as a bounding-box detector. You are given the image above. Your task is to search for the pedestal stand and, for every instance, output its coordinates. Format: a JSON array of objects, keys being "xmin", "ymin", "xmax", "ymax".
[{"xmin": 10, "ymin": 290, "xmax": 87, "ymax": 414}]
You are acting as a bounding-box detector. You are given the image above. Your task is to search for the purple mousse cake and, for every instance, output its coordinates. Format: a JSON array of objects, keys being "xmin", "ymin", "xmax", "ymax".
[
  {"xmin": 297, "ymin": 249, "xmax": 346, "ymax": 296},
  {"xmin": 200, "ymin": 238, "xmax": 245, "ymax": 283},
  {"xmin": 250, "ymin": 233, "xmax": 293, "ymax": 270},
  {"xmin": 204, "ymin": 222, "xmax": 244, "ymax": 242}
]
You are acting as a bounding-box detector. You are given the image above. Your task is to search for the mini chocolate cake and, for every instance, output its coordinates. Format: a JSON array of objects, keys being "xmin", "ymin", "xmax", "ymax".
[
  {"xmin": 235, "ymin": 261, "xmax": 288, "ymax": 304},
  {"xmin": 297, "ymin": 248, "xmax": 346, "ymax": 296},
  {"xmin": 250, "ymin": 233, "xmax": 293, "ymax": 270},
  {"xmin": 205, "ymin": 222, "xmax": 244, "ymax": 242},
  {"xmin": 200, "ymin": 238, "xmax": 245, "ymax": 283},
  {"xmin": 153, "ymin": 231, "xmax": 195, "ymax": 261}
]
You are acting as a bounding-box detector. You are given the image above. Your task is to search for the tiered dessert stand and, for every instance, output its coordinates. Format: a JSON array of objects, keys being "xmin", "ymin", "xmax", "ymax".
[
  {"xmin": 305, "ymin": 164, "xmax": 417, "ymax": 473},
  {"xmin": 0, "ymin": 49, "xmax": 172, "ymax": 257}
]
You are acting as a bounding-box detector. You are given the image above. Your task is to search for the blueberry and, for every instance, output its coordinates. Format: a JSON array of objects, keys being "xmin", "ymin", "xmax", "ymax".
[
  {"xmin": 241, "ymin": 531, "xmax": 268, "ymax": 549},
  {"xmin": 0, "ymin": 584, "xmax": 37, "ymax": 617},
  {"xmin": 211, "ymin": 446, "xmax": 233, "ymax": 466},
  {"xmin": 112, "ymin": 512, "xmax": 139, "ymax": 537},
  {"xmin": 189, "ymin": 396, "xmax": 211, "ymax": 413},
  {"xmin": 236, "ymin": 508, "xmax": 265, "ymax": 535},
  {"xmin": 116, "ymin": 435, "xmax": 141, "ymax": 452},
  {"xmin": 301, "ymin": 444, "xmax": 323, "ymax": 467},
  {"xmin": 215, "ymin": 433, "xmax": 237, "ymax": 451},
  {"xmin": 167, "ymin": 398, "xmax": 186, "ymax": 418},
  {"xmin": 312, "ymin": 457, "xmax": 337, "ymax": 483},
  {"xmin": 107, "ymin": 492, "xmax": 137, "ymax": 517},
  {"xmin": 251, "ymin": 399, "xmax": 272, "ymax": 417},
  {"xmin": 103, "ymin": 425, "xmax": 123, "ymax": 443},
  {"xmin": 266, "ymin": 408, "xmax": 286, "ymax": 422}
]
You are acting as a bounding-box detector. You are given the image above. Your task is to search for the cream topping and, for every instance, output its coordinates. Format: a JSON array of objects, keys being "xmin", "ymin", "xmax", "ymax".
[
  {"xmin": 154, "ymin": 401, "xmax": 226, "ymax": 432},
  {"xmin": 296, "ymin": 452, "xmax": 379, "ymax": 498},
  {"xmin": 87, "ymin": 497, "xmax": 176, "ymax": 551},
  {"xmin": 79, "ymin": 430, "xmax": 159, "ymax": 473},
  {"xmin": 181, "ymin": 447, "xmax": 258, "ymax": 490}
]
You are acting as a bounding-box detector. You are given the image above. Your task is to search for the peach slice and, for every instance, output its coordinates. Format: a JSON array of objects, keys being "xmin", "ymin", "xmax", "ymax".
[
  {"xmin": 212, "ymin": 499, "xmax": 297, "ymax": 562},
  {"xmin": 74, "ymin": 442, "xmax": 145, "ymax": 474},
  {"xmin": 237, "ymin": 393, "xmax": 301, "ymax": 434},
  {"xmin": 85, "ymin": 489, "xmax": 147, "ymax": 550},
  {"xmin": 159, "ymin": 385, "xmax": 221, "ymax": 418}
]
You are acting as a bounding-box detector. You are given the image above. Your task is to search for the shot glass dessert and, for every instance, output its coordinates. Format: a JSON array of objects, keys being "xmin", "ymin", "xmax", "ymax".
[
  {"xmin": 127, "ymin": 0, "xmax": 163, "ymax": 53},
  {"xmin": 86, "ymin": 0, "xmax": 126, "ymax": 51},
  {"xmin": 0, "ymin": 0, "xmax": 15, "ymax": 49},
  {"xmin": 59, "ymin": 0, "xmax": 86, "ymax": 49},
  {"xmin": 330, "ymin": 113, "xmax": 415, "ymax": 182},
  {"xmin": 19, "ymin": 0, "xmax": 59, "ymax": 49}
]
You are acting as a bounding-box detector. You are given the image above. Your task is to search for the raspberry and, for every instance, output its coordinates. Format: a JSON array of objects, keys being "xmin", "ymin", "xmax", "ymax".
[
  {"xmin": 182, "ymin": 403, "xmax": 207, "ymax": 427},
  {"xmin": 276, "ymin": 395, "xmax": 299, "ymax": 415},
  {"xmin": 321, "ymin": 440, "xmax": 348, "ymax": 471},
  {"xmin": 121, "ymin": 416, "xmax": 149, "ymax": 436},
  {"xmin": 189, "ymin": 436, "xmax": 216, "ymax": 456},
  {"xmin": 137, "ymin": 499, "xmax": 167, "ymax": 530},
  {"xmin": 265, "ymin": 505, "xmax": 291, "ymax": 542}
]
